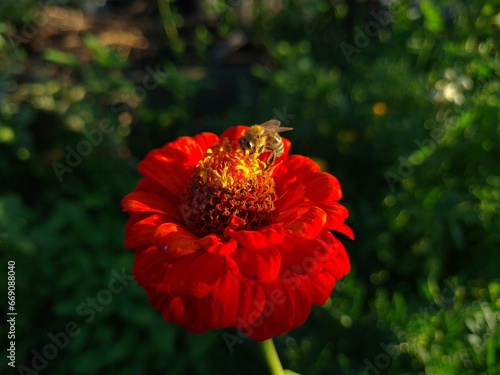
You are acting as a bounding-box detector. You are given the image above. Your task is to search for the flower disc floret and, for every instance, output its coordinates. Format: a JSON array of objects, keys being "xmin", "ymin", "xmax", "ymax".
[{"xmin": 180, "ymin": 138, "xmax": 276, "ymax": 236}]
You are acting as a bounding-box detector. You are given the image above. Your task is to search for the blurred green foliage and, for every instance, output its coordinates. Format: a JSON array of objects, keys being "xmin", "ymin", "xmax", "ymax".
[{"xmin": 1, "ymin": 0, "xmax": 499, "ymax": 374}]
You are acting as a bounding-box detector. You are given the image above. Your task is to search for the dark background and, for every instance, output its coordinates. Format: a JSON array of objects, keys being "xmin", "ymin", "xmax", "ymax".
[{"xmin": 1, "ymin": 0, "xmax": 499, "ymax": 374}]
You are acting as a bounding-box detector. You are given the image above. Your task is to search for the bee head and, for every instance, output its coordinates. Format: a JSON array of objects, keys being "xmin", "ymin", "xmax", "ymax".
[{"xmin": 238, "ymin": 137, "xmax": 253, "ymax": 151}]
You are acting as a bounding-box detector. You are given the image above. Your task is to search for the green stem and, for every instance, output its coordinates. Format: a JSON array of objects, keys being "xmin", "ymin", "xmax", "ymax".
[
  {"xmin": 157, "ymin": 0, "xmax": 183, "ymax": 54},
  {"xmin": 260, "ymin": 338, "xmax": 285, "ymax": 375}
]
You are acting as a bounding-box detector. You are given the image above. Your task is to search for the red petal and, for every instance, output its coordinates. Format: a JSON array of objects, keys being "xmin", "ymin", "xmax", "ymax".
[
  {"xmin": 274, "ymin": 155, "xmax": 320, "ymax": 189},
  {"xmin": 236, "ymin": 283, "xmax": 266, "ymax": 328},
  {"xmin": 146, "ymin": 290, "xmax": 170, "ymax": 312},
  {"xmin": 281, "ymin": 206, "xmax": 326, "ymax": 239},
  {"xmin": 219, "ymin": 125, "xmax": 248, "ymax": 142},
  {"xmin": 138, "ymin": 137, "xmax": 204, "ymax": 199},
  {"xmin": 284, "ymin": 276, "xmax": 313, "ymax": 330},
  {"xmin": 158, "ymin": 295, "xmax": 228, "ymax": 336},
  {"xmin": 305, "ymin": 272, "xmax": 337, "ymax": 305},
  {"xmin": 258, "ymin": 279, "xmax": 296, "ymax": 341},
  {"xmin": 135, "ymin": 177, "xmax": 177, "ymax": 202},
  {"xmin": 122, "ymin": 191, "xmax": 183, "ymax": 222},
  {"xmin": 323, "ymin": 233, "xmax": 351, "ymax": 280},
  {"xmin": 280, "ymin": 137, "xmax": 292, "ymax": 160},
  {"xmin": 179, "ymin": 299, "xmax": 207, "ymax": 333},
  {"xmin": 133, "ymin": 246, "xmax": 169, "ymax": 293},
  {"xmin": 198, "ymin": 234, "xmax": 238, "ymax": 255},
  {"xmin": 199, "ymin": 268, "xmax": 240, "ymax": 329},
  {"xmin": 224, "ymin": 224, "xmax": 285, "ymax": 249},
  {"xmin": 154, "ymin": 222, "xmax": 201, "ymax": 257},
  {"xmin": 161, "ymin": 295, "xmax": 191, "ymax": 325},
  {"xmin": 242, "ymin": 280, "xmax": 297, "ymax": 341},
  {"xmin": 163, "ymin": 252, "xmax": 224, "ymax": 298},
  {"xmin": 303, "ymin": 172, "xmax": 343, "ymax": 201},
  {"xmin": 125, "ymin": 214, "xmax": 167, "ymax": 249},
  {"xmin": 245, "ymin": 269, "xmax": 337, "ymax": 341},
  {"xmin": 165, "ymin": 295, "xmax": 230, "ymax": 334},
  {"xmin": 228, "ymin": 246, "xmax": 281, "ymax": 283},
  {"xmin": 279, "ymin": 235, "xmax": 325, "ymax": 276},
  {"xmin": 276, "ymin": 172, "xmax": 343, "ymax": 213},
  {"xmin": 279, "ymin": 229, "xmax": 348, "ymax": 278},
  {"xmin": 318, "ymin": 202, "xmax": 348, "ymax": 227},
  {"xmin": 193, "ymin": 132, "xmax": 220, "ymax": 151},
  {"xmin": 337, "ymin": 223, "xmax": 355, "ymax": 240}
]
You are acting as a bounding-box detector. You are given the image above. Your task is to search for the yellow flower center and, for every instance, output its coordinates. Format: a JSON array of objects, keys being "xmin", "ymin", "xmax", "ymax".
[{"xmin": 180, "ymin": 138, "xmax": 276, "ymax": 236}]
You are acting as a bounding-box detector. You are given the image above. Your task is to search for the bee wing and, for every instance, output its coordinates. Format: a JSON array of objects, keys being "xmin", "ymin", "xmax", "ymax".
[
  {"xmin": 259, "ymin": 119, "xmax": 281, "ymax": 128},
  {"xmin": 273, "ymin": 126, "xmax": 293, "ymax": 133},
  {"xmin": 259, "ymin": 119, "xmax": 293, "ymax": 134}
]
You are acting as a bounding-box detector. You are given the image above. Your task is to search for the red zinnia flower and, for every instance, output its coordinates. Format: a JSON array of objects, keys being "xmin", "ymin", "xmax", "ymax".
[{"xmin": 121, "ymin": 125, "xmax": 353, "ymax": 341}]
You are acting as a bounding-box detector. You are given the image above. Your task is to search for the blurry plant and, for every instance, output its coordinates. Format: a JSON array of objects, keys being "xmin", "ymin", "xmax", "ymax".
[
  {"xmin": 0, "ymin": 0, "xmax": 499, "ymax": 373},
  {"xmin": 404, "ymin": 281, "xmax": 500, "ymax": 375}
]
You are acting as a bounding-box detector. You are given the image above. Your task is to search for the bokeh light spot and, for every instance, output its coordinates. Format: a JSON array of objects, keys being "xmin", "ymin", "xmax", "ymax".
[
  {"xmin": 373, "ymin": 102, "xmax": 388, "ymax": 116},
  {"xmin": 17, "ymin": 148, "xmax": 30, "ymax": 160},
  {"xmin": 0, "ymin": 126, "xmax": 15, "ymax": 143}
]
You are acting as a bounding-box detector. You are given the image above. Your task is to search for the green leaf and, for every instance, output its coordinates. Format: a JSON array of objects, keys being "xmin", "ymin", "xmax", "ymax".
[
  {"xmin": 43, "ymin": 49, "xmax": 79, "ymax": 67},
  {"xmin": 420, "ymin": 0, "xmax": 444, "ymax": 32}
]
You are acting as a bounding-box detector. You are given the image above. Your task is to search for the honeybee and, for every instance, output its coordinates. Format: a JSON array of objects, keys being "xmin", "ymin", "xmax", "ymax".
[{"xmin": 238, "ymin": 119, "xmax": 293, "ymax": 166}]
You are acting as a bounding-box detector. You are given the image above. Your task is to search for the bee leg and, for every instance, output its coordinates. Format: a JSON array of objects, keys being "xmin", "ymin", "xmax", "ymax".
[{"xmin": 267, "ymin": 151, "xmax": 276, "ymax": 166}]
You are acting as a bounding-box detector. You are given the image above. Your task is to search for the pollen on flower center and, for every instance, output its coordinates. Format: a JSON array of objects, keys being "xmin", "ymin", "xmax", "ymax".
[{"xmin": 180, "ymin": 138, "xmax": 276, "ymax": 236}]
